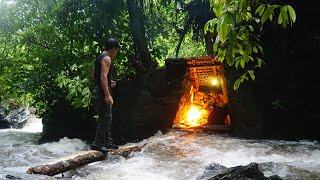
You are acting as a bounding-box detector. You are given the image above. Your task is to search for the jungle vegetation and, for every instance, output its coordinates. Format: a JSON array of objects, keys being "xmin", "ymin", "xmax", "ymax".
[{"xmin": 0, "ymin": 0, "xmax": 295, "ymax": 118}]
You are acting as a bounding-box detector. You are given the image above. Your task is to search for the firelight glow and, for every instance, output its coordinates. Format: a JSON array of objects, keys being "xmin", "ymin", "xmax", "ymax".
[
  {"xmin": 211, "ymin": 78, "xmax": 219, "ymax": 86},
  {"xmin": 173, "ymin": 85, "xmax": 208, "ymax": 128},
  {"xmin": 187, "ymin": 105, "xmax": 202, "ymax": 126}
]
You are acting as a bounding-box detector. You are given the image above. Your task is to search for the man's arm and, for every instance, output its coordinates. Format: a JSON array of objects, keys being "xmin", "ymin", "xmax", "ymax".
[{"xmin": 100, "ymin": 57, "xmax": 113, "ymax": 105}]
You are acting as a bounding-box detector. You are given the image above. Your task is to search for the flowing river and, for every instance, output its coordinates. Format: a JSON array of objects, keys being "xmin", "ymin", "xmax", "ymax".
[{"xmin": 0, "ymin": 116, "xmax": 319, "ymax": 180}]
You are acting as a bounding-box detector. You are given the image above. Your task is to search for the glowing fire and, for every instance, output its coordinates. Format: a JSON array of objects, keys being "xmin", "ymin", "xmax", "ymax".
[
  {"xmin": 211, "ymin": 78, "xmax": 219, "ymax": 86},
  {"xmin": 173, "ymin": 86, "xmax": 209, "ymax": 128},
  {"xmin": 186, "ymin": 105, "xmax": 203, "ymax": 127}
]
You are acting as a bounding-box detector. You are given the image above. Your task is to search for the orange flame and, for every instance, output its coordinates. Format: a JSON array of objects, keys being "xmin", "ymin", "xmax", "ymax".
[
  {"xmin": 173, "ymin": 86, "xmax": 208, "ymax": 128},
  {"xmin": 186, "ymin": 105, "xmax": 204, "ymax": 126}
]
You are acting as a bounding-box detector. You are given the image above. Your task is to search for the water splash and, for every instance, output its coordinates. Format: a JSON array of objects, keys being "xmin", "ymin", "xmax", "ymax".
[
  {"xmin": 1, "ymin": 124, "xmax": 319, "ymax": 179},
  {"xmin": 20, "ymin": 114, "xmax": 43, "ymax": 133}
]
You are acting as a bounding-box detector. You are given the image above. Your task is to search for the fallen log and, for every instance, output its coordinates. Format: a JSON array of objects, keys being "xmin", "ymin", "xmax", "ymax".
[{"xmin": 27, "ymin": 146, "xmax": 142, "ymax": 176}]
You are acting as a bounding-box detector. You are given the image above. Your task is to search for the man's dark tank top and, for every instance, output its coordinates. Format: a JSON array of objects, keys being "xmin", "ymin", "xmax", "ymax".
[{"xmin": 92, "ymin": 53, "xmax": 113, "ymax": 99}]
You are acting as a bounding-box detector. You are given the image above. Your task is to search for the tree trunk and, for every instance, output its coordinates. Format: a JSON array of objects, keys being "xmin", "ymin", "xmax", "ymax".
[
  {"xmin": 26, "ymin": 146, "xmax": 142, "ymax": 176},
  {"xmin": 204, "ymin": 32, "xmax": 214, "ymax": 55},
  {"xmin": 127, "ymin": 0, "xmax": 154, "ymax": 74}
]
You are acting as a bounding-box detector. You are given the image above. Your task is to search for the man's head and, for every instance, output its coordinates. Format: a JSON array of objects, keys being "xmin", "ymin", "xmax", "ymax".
[
  {"xmin": 104, "ymin": 38, "xmax": 120, "ymax": 56},
  {"xmin": 104, "ymin": 38, "xmax": 120, "ymax": 58}
]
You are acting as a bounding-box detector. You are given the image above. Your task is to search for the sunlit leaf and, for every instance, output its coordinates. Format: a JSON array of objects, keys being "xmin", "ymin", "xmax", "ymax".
[
  {"xmin": 261, "ymin": 6, "xmax": 272, "ymax": 24},
  {"xmin": 255, "ymin": 4, "xmax": 265, "ymax": 15},
  {"xmin": 217, "ymin": 16, "xmax": 228, "ymax": 43},
  {"xmin": 287, "ymin": 5, "xmax": 296, "ymax": 24},
  {"xmin": 248, "ymin": 70, "xmax": 255, "ymax": 81}
]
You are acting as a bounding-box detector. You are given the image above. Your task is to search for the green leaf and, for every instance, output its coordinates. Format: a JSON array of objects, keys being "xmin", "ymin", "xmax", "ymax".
[
  {"xmin": 214, "ymin": 36, "xmax": 220, "ymax": 52},
  {"xmin": 217, "ymin": 16, "xmax": 228, "ymax": 43},
  {"xmin": 204, "ymin": 22, "xmax": 209, "ymax": 33},
  {"xmin": 233, "ymin": 78, "xmax": 241, "ymax": 90},
  {"xmin": 257, "ymin": 45, "xmax": 263, "ymax": 53},
  {"xmin": 248, "ymin": 25, "xmax": 254, "ymax": 32},
  {"xmin": 247, "ymin": 42, "xmax": 252, "ymax": 55},
  {"xmin": 246, "ymin": 12, "xmax": 252, "ymax": 19},
  {"xmin": 226, "ymin": 45, "xmax": 233, "ymax": 66},
  {"xmin": 205, "ymin": 18, "xmax": 217, "ymax": 33},
  {"xmin": 239, "ymin": 49, "xmax": 244, "ymax": 55},
  {"xmin": 253, "ymin": 46, "xmax": 258, "ymax": 53},
  {"xmin": 218, "ymin": 49, "xmax": 226, "ymax": 62},
  {"xmin": 269, "ymin": 13, "xmax": 273, "ymax": 21},
  {"xmin": 255, "ymin": 4, "xmax": 266, "ymax": 15},
  {"xmin": 235, "ymin": 56, "xmax": 242, "ymax": 69},
  {"xmin": 280, "ymin": 6, "xmax": 288, "ymax": 28},
  {"xmin": 255, "ymin": 57, "xmax": 266, "ymax": 68},
  {"xmin": 239, "ymin": 0, "xmax": 248, "ymax": 13},
  {"xmin": 287, "ymin": 5, "xmax": 296, "ymax": 24},
  {"xmin": 240, "ymin": 74, "xmax": 249, "ymax": 82},
  {"xmin": 240, "ymin": 58, "xmax": 245, "ymax": 68},
  {"xmin": 235, "ymin": 59, "xmax": 240, "ymax": 69},
  {"xmin": 214, "ymin": 3, "xmax": 223, "ymax": 18},
  {"xmin": 278, "ymin": 11, "xmax": 283, "ymax": 24},
  {"xmin": 261, "ymin": 6, "xmax": 273, "ymax": 24},
  {"xmin": 248, "ymin": 70, "xmax": 255, "ymax": 81}
]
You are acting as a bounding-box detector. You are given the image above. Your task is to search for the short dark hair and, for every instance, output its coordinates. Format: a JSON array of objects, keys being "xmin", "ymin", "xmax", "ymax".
[{"xmin": 104, "ymin": 38, "xmax": 120, "ymax": 50}]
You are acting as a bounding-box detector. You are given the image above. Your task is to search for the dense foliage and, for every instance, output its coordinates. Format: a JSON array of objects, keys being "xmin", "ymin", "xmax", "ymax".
[
  {"xmin": 0, "ymin": 0, "xmax": 295, "ymax": 118},
  {"xmin": 205, "ymin": 0, "xmax": 296, "ymax": 90}
]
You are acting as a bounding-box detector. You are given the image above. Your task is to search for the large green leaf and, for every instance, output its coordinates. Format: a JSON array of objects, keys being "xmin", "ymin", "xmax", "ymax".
[
  {"xmin": 280, "ymin": 6, "xmax": 288, "ymax": 28},
  {"xmin": 261, "ymin": 6, "xmax": 273, "ymax": 24},
  {"xmin": 278, "ymin": 11, "xmax": 283, "ymax": 24},
  {"xmin": 287, "ymin": 5, "xmax": 296, "ymax": 24},
  {"xmin": 217, "ymin": 15, "xmax": 229, "ymax": 43},
  {"xmin": 255, "ymin": 4, "xmax": 266, "ymax": 16}
]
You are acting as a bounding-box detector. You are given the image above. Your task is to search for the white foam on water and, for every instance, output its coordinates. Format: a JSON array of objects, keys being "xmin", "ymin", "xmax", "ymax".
[
  {"xmin": 20, "ymin": 114, "xmax": 43, "ymax": 133},
  {"xmin": 1, "ymin": 127, "xmax": 319, "ymax": 180},
  {"xmin": 43, "ymin": 137, "xmax": 88, "ymax": 154}
]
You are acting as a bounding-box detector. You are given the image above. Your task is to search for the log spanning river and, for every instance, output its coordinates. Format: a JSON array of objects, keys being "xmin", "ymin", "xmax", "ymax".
[{"xmin": 0, "ymin": 117, "xmax": 319, "ymax": 180}]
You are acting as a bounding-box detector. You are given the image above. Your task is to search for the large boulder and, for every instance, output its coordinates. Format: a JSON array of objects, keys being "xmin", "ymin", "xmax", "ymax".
[
  {"xmin": 39, "ymin": 100, "xmax": 97, "ymax": 144},
  {"xmin": 111, "ymin": 68, "xmax": 181, "ymax": 143},
  {"xmin": 197, "ymin": 162, "xmax": 282, "ymax": 180},
  {"xmin": 39, "ymin": 68, "xmax": 182, "ymax": 144}
]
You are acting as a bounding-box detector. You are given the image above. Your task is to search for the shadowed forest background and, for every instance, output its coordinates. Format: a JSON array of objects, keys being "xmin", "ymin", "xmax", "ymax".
[{"xmin": 1, "ymin": 0, "xmax": 319, "ymax": 144}]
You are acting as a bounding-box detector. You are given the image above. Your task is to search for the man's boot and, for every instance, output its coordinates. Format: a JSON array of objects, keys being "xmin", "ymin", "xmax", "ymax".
[
  {"xmin": 91, "ymin": 117, "xmax": 109, "ymax": 153},
  {"xmin": 105, "ymin": 133, "xmax": 119, "ymax": 149},
  {"xmin": 105, "ymin": 141, "xmax": 119, "ymax": 149},
  {"xmin": 105, "ymin": 125, "xmax": 119, "ymax": 149},
  {"xmin": 90, "ymin": 143, "xmax": 109, "ymax": 153}
]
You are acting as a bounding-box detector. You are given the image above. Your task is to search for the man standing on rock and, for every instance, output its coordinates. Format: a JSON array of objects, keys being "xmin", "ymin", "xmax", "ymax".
[{"xmin": 91, "ymin": 38, "xmax": 120, "ymax": 152}]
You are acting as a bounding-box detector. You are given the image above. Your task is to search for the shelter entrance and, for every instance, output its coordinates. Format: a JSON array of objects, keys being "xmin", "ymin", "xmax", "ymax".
[{"xmin": 166, "ymin": 56, "xmax": 231, "ymax": 131}]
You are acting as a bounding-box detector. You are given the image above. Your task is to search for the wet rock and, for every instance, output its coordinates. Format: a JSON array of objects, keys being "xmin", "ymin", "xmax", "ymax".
[
  {"xmin": 39, "ymin": 100, "xmax": 97, "ymax": 144},
  {"xmin": 5, "ymin": 174, "xmax": 22, "ymax": 180},
  {"xmin": 0, "ymin": 106, "xmax": 10, "ymax": 128},
  {"xmin": 0, "ymin": 107, "xmax": 30, "ymax": 129},
  {"xmin": 268, "ymin": 175, "xmax": 282, "ymax": 180},
  {"xmin": 0, "ymin": 106, "xmax": 8, "ymax": 119},
  {"xmin": 198, "ymin": 162, "xmax": 282, "ymax": 180},
  {"xmin": 111, "ymin": 69, "xmax": 181, "ymax": 143},
  {"xmin": 197, "ymin": 162, "xmax": 228, "ymax": 180}
]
